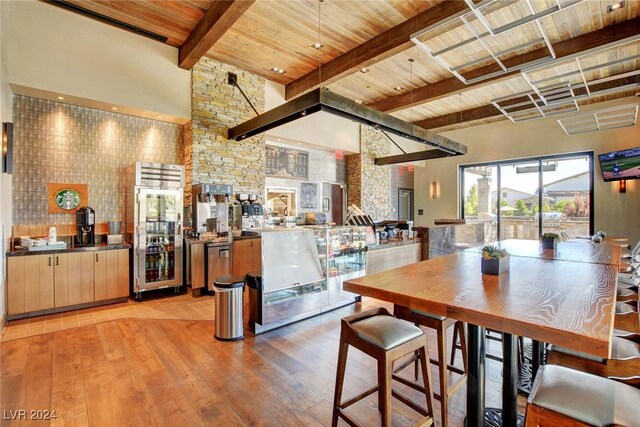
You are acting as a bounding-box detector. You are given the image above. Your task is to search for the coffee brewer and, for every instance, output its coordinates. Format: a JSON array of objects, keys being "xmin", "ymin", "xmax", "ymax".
[
  {"xmin": 236, "ymin": 194, "xmax": 264, "ymax": 229},
  {"xmin": 191, "ymin": 183, "xmax": 232, "ymax": 235},
  {"xmin": 76, "ymin": 206, "xmax": 96, "ymax": 246}
]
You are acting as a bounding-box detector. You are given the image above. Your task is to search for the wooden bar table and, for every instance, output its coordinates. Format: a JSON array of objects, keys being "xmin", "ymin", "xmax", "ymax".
[
  {"xmin": 343, "ymin": 250, "xmax": 618, "ymax": 426},
  {"xmin": 464, "ymin": 239, "xmax": 621, "ymax": 266}
]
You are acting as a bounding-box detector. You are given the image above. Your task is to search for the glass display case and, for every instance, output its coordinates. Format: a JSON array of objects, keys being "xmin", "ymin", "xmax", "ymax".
[{"xmin": 248, "ymin": 226, "xmax": 366, "ymax": 334}]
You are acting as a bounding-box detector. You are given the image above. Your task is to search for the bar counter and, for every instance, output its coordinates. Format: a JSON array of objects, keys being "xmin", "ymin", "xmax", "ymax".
[{"xmin": 7, "ymin": 242, "xmax": 131, "ymax": 257}]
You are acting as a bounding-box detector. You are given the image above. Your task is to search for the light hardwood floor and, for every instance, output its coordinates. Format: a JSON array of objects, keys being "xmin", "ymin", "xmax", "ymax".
[{"xmin": 0, "ymin": 295, "xmax": 526, "ymax": 426}]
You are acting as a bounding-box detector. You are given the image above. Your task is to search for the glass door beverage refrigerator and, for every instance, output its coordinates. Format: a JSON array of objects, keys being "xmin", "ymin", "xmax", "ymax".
[{"xmin": 126, "ymin": 162, "xmax": 184, "ymax": 299}]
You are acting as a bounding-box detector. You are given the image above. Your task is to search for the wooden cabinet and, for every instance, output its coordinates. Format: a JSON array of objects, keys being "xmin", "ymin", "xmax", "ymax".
[
  {"xmin": 8, "ymin": 254, "xmax": 55, "ymax": 314},
  {"xmin": 6, "ymin": 248, "xmax": 130, "ymax": 318},
  {"xmin": 232, "ymin": 238, "xmax": 261, "ymax": 278}
]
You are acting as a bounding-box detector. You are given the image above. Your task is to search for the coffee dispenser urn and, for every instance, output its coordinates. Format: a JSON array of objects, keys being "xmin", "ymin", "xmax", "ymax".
[{"xmin": 76, "ymin": 206, "xmax": 96, "ymax": 246}]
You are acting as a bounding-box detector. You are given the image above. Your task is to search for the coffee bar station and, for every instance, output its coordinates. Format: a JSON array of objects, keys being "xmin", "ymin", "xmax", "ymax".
[{"xmin": 4, "ymin": 157, "xmax": 485, "ymax": 332}]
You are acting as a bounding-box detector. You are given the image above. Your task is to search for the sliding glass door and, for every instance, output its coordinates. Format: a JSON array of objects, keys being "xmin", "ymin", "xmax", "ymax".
[{"xmin": 461, "ymin": 152, "xmax": 593, "ymax": 240}]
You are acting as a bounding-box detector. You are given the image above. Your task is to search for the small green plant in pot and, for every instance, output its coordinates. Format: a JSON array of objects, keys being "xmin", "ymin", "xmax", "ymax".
[
  {"xmin": 541, "ymin": 232, "xmax": 559, "ymax": 249},
  {"xmin": 481, "ymin": 244, "xmax": 510, "ymax": 275}
]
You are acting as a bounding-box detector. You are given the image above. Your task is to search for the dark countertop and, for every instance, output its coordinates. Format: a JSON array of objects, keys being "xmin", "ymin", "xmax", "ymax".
[
  {"xmin": 7, "ymin": 242, "xmax": 131, "ymax": 257},
  {"xmin": 367, "ymin": 238, "xmax": 421, "ymax": 252}
]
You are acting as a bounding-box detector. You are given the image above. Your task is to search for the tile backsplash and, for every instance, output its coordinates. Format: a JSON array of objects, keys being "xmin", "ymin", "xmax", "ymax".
[{"xmin": 12, "ymin": 96, "xmax": 183, "ymax": 225}]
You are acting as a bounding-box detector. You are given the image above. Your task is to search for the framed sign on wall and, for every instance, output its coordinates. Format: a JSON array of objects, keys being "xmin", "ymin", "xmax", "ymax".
[
  {"xmin": 48, "ymin": 183, "xmax": 88, "ymax": 214},
  {"xmin": 265, "ymin": 146, "xmax": 309, "ymax": 179},
  {"xmin": 300, "ymin": 182, "xmax": 318, "ymax": 209}
]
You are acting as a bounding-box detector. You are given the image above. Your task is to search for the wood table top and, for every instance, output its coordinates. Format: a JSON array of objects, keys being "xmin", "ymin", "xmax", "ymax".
[
  {"xmin": 464, "ymin": 239, "xmax": 621, "ymax": 266},
  {"xmin": 344, "ymin": 251, "xmax": 618, "ymax": 358}
]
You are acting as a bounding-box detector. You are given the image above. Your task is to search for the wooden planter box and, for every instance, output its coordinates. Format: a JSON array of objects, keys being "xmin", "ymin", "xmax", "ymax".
[
  {"xmin": 541, "ymin": 238, "xmax": 557, "ymax": 249},
  {"xmin": 481, "ymin": 255, "xmax": 510, "ymax": 275}
]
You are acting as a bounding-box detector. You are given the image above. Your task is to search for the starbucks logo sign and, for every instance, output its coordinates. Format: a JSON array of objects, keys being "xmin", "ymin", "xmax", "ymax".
[{"xmin": 55, "ymin": 189, "xmax": 81, "ymax": 210}]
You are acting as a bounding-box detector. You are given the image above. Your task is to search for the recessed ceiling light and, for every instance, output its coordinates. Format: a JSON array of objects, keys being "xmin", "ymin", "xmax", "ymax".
[
  {"xmin": 271, "ymin": 67, "xmax": 286, "ymax": 74},
  {"xmin": 157, "ymin": 116, "xmax": 163, "ymax": 119},
  {"xmin": 394, "ymin": 86, "xmax": 404, "ymax": 91},
  {"xmin": 311, "ymin": 42, "xmax": 324, "ymax": 49},
  {"xmin": 355, "ymin": 100, "xmax": 363, "ymax": 104},
  {"xmin": 111, "ymin": 107, "xmax": 118, "ymax": 111},
  {"xmin": 57, "ymin": 96, "xmax": 64, "ymax": 100},
  {"xmin": 607, "ymin": 1, "xmax": 624, "ymax": 12},
  {"xmin": 360, "ymin": 68, "xmax": 370, "ymax": 73}
]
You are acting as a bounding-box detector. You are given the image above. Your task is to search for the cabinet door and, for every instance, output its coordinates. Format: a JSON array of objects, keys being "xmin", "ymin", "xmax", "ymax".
[
  {"xmin": 54, "ymin": 253, "xmax": 70, "ymax": 307},
  {"xmin": 7, "ymin": 257, "xmax": 26, "ymax": 315},
  {"xmin": 252, "ymin": 239, "xmax": 262, "ymax": 273},
  {"xmin": 232, "ymin": 240, "xmax": 253, "ymax": 277},
  {"xmin": 37, "ymin": 255, "xmax": 55, "ymax": 311},
  {"xmin": 67, "ymin": 253, "xmax": 84, "ymax": 305},
  {"xmin": 117, "ymin": 249, "xmax": 130, "ymax": 298},
  {"xmin": 81, "ymin": 252, "xmax": 95, "ymax": 303},
  {"xmin": 94, "ymin": 251, "xmax": 107, "ymax": 301}
]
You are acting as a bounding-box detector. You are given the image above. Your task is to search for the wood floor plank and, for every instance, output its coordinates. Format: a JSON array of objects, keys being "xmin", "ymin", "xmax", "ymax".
[{"xmin": 51, "ymin": 330, "xmax": 87, "ymax": 422}]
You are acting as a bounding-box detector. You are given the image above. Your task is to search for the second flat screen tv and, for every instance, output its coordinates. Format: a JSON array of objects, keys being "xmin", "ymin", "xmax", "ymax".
[{"xmin": 598, "ymin": 146, "xmax": 640, "ymax": 182}]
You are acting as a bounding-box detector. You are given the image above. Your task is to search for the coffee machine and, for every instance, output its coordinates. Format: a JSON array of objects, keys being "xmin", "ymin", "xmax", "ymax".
[
  {"xmin": 192, "ymin": 184, "xmax": 232, "ymax": 235},
  {"xmin": 76, "ymin": 206, "xmax": 96, "ymax": 246},
  {"xmin": 236, "ymin": 194, "xmax": 264, "ymax": 229}
]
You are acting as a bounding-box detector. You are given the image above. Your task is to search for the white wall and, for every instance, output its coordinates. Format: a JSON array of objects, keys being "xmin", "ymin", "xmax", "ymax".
[
  {"xmin": 5, "ymin": 0, "xmax": 190, "ymax": 121},
  {"xmin": 414, "ymin": 96, "xmax": 640, "ymax": 244},
  {"xmin": 0, "ymin": 0, "xmax": 9, "ymax": 326}
]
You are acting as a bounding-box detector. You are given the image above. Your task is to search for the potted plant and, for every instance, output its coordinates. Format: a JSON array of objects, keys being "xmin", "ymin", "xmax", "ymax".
[
  {"xmin": 481, "ymin": 245, "xmax": 510, "ymax": 275},
  {"xmin": 541, "ymin": 232, "xmax": 559, "ymax": 249}
]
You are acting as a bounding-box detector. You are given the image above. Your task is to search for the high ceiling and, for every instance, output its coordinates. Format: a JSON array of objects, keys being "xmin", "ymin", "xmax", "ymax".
[{"xmin": 47, "ymin": 0, "xmax": 640, "ymax": 131}]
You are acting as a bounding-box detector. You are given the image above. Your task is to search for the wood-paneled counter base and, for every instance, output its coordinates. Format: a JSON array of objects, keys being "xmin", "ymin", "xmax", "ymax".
[{"xmin": 6, "ymin": 244, "xmax": 130, "ymax": 320}]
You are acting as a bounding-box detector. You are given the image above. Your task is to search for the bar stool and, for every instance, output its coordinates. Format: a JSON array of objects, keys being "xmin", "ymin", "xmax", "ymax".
[
  {"xmin": 332, "ymin": 307, "xmax": 435, "ymax": 427},
  {"xmin": 393, "ymin": 306, "xmax": 466, "ymax": 427},
  {"xmin": 524, "ymin": 365, "xmax": 640, "ymax": 426},
  {"xmin": 547, "ymin": 334, "xmax": 640, "ymax": 378},
  {"xmin": 615, "ymin": 301, "xmax": 640, "ymax": 334}
]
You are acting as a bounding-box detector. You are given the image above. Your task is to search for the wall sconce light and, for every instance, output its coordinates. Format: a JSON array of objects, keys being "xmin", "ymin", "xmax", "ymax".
[
  {"xmin": 431, "ymin": 180, "xmax": 439, "ymax": 199},
  {"xmin": 2, "ymin": 122, "xmax": 13, "ymax": 174},
  {"xmin": 619, "ymin": 179, "xmax": 626, "ymax": 193}
]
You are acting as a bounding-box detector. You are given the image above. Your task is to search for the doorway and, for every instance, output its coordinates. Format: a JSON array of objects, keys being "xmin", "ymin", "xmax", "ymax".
[
  {"xmin": 398, "ymin": 188, "xmax": 413, "ymax": 221},
  {"xmin": 321, "ymin": 182, "xmax": 345, "ymax": 225}
]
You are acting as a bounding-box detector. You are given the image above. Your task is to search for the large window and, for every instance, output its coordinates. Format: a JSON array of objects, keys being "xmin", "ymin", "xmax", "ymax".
[{"xmin": 460, "ymin": 152, "xmax": 593, "ymax": 240}]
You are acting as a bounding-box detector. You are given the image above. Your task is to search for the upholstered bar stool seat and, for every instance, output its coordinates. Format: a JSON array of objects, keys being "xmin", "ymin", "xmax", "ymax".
[
  {"xmin": 525, "ymin": 365, "xmax": 640, "ymax": 427},
  {"xmin": 547, "ymin": 335, "xmax": 640, "ymax": 378},
  {"xmin": 332, "ymin": 307, "xmax": 435, "ymax": 427},
  {"xmin": 393, "ymin": 306, "xmax": 467, "ymax": 427}
]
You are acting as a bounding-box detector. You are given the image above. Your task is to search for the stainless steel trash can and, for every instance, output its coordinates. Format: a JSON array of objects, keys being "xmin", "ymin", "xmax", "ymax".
[{"xmin": 213, "ymin": 275, "xmax": 245, "ymax": 341}]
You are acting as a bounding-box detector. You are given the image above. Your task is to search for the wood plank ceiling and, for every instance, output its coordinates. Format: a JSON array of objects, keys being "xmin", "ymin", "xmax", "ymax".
[{"xmin": 47, "ymin": 0, "xmax": 640, "ymax": 132}]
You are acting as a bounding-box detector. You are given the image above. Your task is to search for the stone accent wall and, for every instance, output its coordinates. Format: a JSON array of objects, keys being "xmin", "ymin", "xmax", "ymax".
[
  {"xmin": 347, "ymin": 125, "xmax": 391, "ymax": 221},
  {"xmin": 346, "ymin": 154, "xmax": 361, "ymax": 208},
  {"xmin": 190, "ymin": 58, "xmax": 265, "ymax": 204},
  {"xmin": 12, "ymin": 96, "xmax": 182, "ymax": 225},
  {"xmin": 265, "ymin": 141, "xmax": 346, "ymax": 213},
  {"xmin": 183, "ymin": 120, "xmax": 193, "ymax": 207}
]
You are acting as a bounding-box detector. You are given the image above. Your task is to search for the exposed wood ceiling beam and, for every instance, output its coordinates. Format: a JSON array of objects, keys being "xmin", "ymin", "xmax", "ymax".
[
  {"xmin": 369, "ymin": 16, "xmax": 640, "ymax": 113},
  {"xmin": 284, "ymin": 1, "xmax": 468, "ymax": 100},
  {"xmin": 415, "ymin": 75, "xmax": 640, "ymax": 129},
  {"xmin": 374, "ymin": 149, "xmax": 454, "ymax": 165},
  {"xmin": 179, "ymin": 0, "xmax": 255, "ymax": 70}
]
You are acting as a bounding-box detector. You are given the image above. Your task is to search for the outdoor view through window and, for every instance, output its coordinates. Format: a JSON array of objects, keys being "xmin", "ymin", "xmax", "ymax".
[{"xmin": 461, "ymin": 154, "xmax": 592, "ymax": 240}]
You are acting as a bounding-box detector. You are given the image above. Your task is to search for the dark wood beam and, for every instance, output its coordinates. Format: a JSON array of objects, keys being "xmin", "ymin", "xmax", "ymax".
[
  {"xmin": 284, "ymin": 1, "xmax": 468, "ymax": 100},
  {"xmin": 374, "ymin": 149, "xmax": 452, "ymax": 165},
  {"xmin": 179, "ymin": 0, "xmax": 255, "ymax": 70},
  {"xmin": 415, "ymin": 75, "xmax": 640, "ymax": 129},
  {"xmin": 228, "ymin": 89, "xmax": 467, "ymax": 158},
  {"xmin": 369, "ymin": 16, "xmax": 640, "ymax": 113}
]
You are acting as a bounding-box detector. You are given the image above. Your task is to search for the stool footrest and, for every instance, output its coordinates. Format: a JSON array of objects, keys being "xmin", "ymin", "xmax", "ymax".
[
  {"xmin": 392, "ymin": 373, "xmax": 426, "ymax": 394},
  {"xmin": 339, "ymin": 384, "xmax": 379, "ymax": 410},
  {"xmin": 391, "ymin": 389, "xmax": 431, "ymax": 418}
]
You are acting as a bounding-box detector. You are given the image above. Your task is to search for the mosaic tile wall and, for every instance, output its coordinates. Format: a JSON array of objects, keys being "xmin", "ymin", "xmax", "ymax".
[
  {"xmin": 265, "ymin": 141, "xmax": 347, "ymax": 214},
  {"xmin": 12, "ymin": 96, "xmax": 183, "ymax": 225}
]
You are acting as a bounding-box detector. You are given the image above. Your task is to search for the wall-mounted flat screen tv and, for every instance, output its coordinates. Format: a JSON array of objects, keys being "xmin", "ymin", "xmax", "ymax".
[{"xmin": 598, "ymin": 146, "xmax": 640, "ymax": 182}]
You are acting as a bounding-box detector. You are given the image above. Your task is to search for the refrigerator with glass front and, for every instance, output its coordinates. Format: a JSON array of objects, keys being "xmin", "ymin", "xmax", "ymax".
[{"xmin": 126, "ymin": 162, "xmax": 184, "ymax": 298}]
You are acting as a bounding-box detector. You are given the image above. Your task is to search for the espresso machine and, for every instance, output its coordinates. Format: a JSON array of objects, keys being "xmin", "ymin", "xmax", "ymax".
[
  {"xmin": 192, "ymin": 184, "xmax": 232, "ymax": 235},
  {"xmin": 76, "ymin": 206, "xmax": 96, "ymax": 246},
  {"xmin": 236, "ymin": 194, "xmax": 264, "ymax": 229}
]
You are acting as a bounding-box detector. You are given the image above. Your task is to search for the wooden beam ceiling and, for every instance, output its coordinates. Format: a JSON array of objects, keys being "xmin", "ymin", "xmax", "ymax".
[
  {"xmin": 284, "ymin": 1, "xmax": 468, "ymax": 100},
  {"xmin": 179, "ymin": 0, "xmax": 255, "ymax": 70},
  {"xmin": 415, "ymin": 75, "xmax": 640, "ymax": 129},
  {"xmin": 369, "ymin": 16, "xmax": 640, "ymax": 113}
]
